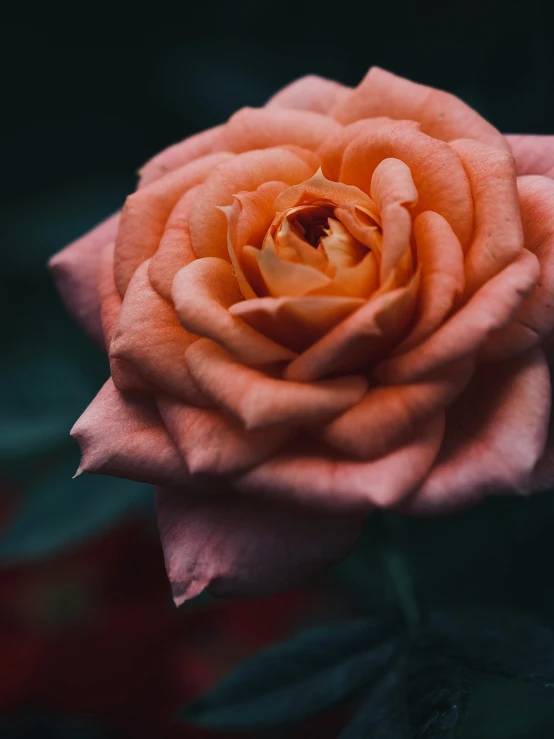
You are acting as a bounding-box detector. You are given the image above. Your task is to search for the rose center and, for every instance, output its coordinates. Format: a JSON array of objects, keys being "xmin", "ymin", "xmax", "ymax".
[{"xmin": 292, "ymin": 205, "xmax": 333, "ymax": 247}]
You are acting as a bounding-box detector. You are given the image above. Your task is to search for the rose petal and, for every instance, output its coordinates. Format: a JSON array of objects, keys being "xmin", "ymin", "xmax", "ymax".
[
  {"xmin": 188, "ymin": 148, "xmax": 316, "ymax": 261},
  {"xmin": 110, "ymin": 261, "xmax": 207, "ymax": 405},
  {"xmin": 49, "ymin": 212, "xmax": 120, "ymax": 349},
  {"xmin": 72, "ymin": 379, "xmax": 189, "ymax": 486},
  {"xmin": 138, "ymin": 124, "xmax": 227, "ymax": 187},
  {"xmin": 481, "ymin": 175, "xmax": 554, "ymax": 360},
  {"xmin": 402, "ymin": 348, "xmax": 551, "ymax": 515},
  {"xmin": 319, "ymin": 359, "xmax": 474, "ymax": 460},
  {"xmin": 397, "ymin": 211, "xmax": 465, "ymax": 353},
  {"xmin": 506, "ymin": 135, "xmax": 554, "ymax": 178},
  {"xmin": 265, "ymin": 74, "xmax": 350, "ymax": 114},
  {"xmin": 185, "ymin": 339, "xmax": 368, "ymax": 430},
  {"xmin": 237, "ymin": 414, "xmax": 445, "ymax": 510},
  {"xmin": 229, "ymin": 295, "xmax": 365, "ymax": 353},
  {"xmin": 157, "ymin": 395, "xmax": 291, "ymax": 476},
  {"xmin": 272, "ymin": 167, "xmax": 372, "ymax": 212},
  {"xmin": 451, "ymin": 138, "xmax": 523, "ymax": 298},
  {"xmin": 331, "ymin": 67, "xmax": 508, "ymax": 151},
  {"xmin": 156, "ymin": 485, "xmax": 364, "ymax": 603},
  {"xmin": 340, "ymin": 125, "xmax": 474, "ymax": 249},
  {"xmin": 285, "ymin": 275, "xmax": 419, "ymax": 383},
  {"xmin": 114, "ymin": 152, "xmax": 234, "ymax": 296},
  {"xmin": 172, "ymin": 258, "xmax": 295, "ymax": 365}
]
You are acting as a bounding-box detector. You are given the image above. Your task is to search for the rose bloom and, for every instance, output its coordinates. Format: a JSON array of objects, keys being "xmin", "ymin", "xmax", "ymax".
[{"xmin": 50, "ymin": 67, "xmax": 554, "ymax": 603}]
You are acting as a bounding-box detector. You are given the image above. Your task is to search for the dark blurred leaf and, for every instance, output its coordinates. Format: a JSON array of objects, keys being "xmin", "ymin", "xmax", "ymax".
[
  {"xmin": 430, "ymin": 608, "xmax": 554, "ymax": 685},
  {"xmin": 181, "ymin": 619, "xmax": 399, "ymax": 731}
]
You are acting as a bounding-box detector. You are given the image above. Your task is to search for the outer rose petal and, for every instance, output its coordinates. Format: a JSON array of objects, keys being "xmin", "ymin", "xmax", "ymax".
[
  {"xmin": 49, "ymin": 212, "xmax": 120, "ymax": 349},
  {"xmin": 110, "ymin": 261, "xmax": 207, "ymax": 406},
  {"xmin": 114, "ymin": 152, "xmax": 235, "ymax": 296},
  {"xmin": 156, "ymin": 486, "xmax": 364, "ymax": 603},
  {"xmin": 481, "ymin": 175, "xmax": 554, "ymax": 361},
  {"xmin": 237, "ymin": 414, "xmax": 445, "ymax": 510},
  {"xmin": 331, "ymin": 67, "xmax": 509, "ymax": 152},
  {"xmin": 157, "ymin": 396, "xmax": 291, "ymax": 476},
  {"xmin": 506, "ymin": 135, "xmax": 554, "ymax": 178},
  {"xmin": 185, "ymin": 339, "xmax": 368, "ymax": 430},
  {"xmin": 72, "ymin": 379, "xmax": 189, "ymax": 486},
  {"xmin": 401, "ymin": 349, "xmax": 551, "ymax": 515},
  {"xmin": 265, "ymin": 74, "xmax": 350, "ymax": 114}
]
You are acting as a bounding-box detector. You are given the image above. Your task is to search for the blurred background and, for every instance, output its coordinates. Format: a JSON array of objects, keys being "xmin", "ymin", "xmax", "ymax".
[{"xmin": 2, "ymin": 26, "xmax": 554, "ymax": 738}]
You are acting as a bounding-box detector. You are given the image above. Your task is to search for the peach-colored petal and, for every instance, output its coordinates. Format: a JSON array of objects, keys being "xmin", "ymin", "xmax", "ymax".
[
  {"xmin": 331, "ymin": 67, "xmax": 509, "ymax": 151},
  {"xmin": 49, "ymin": 212, "xmax": 120, "ymax": 349},
  {"xmin": 185, "ymin": 339, "xmax": 368, "ymax": 431},
  {"xmin": 72, "ymin": 379, "xmax": 189, "ymax": 487},
  {"xmin": 402, "ymin": 349, "xmax": 551, "ymax": 515},
  {"xmin": 397, "ymin": 211, "xmax": 465, "ymax": 352},
  {"xmin": 272, "ymin": 168, "xmax": 372, "ymax": 212},
  {"xmin": 285, "ymin": 274, "xmax": 420, "ymax": 383},
  {"xmin": 156, "ymin": 486, "xmax": 364, "ymax": 603},
  {"xmin": 110, "ymin": 261, "xmax": 207, "ymax": 405},
  {"xmin": 237, "ymin": 414, "xmax": 445, "ymax": 510},
  {"xmin": 219, "ymin": 107, "xmax": 342, "ymax": 155},
  {"xmin": 254, "ymin": 246, "xmax": 335, "ymax": 297},
  {"xmin": 148, "ymin": 185, "xmax": 200, "ymax": 301},
  {"xmin": 188, "ymin": 148, "xmax": 316, "ymax": 261},
  {"xmin": 138, "ymin": 124, "xmax": 226, "ymax": 187},
  {"xmin": 376, "ymin": 248, "xmax": 540, "ymax": 384},
  {"xmin": 506, "ymin": 135, "xmax": 554, "ymax": 178},
  {"xmin": 229, "ymin": 295, "xmax": 365, "ymax": 352},
  {"xmin": 451, "ymin": 138, "xmax": 523, "ymax": 298},
  {"xmin": 319, "ymin": 359, "xmax": 474, "ymax": 460},
  {"xmin": 114, "ymin": 152, "xmax": 234, "ymax": 296},
  {"xmin": 265, "ymin": 74, "xmax": 350, "ymax": 114},
  {"xmin": 340, "ymin": 125, "xmax": 474, "ymax": 249},
  {"xmin": 172, "ymin": 258, "xmax": 295, "ymax": 365},
  {"xmin": 481, "ymin": 175, "xmax": 554, "ymax": 360},
  {"xmin": 157, "ymin": 395, "xmax": 291, "ymax": 476}
]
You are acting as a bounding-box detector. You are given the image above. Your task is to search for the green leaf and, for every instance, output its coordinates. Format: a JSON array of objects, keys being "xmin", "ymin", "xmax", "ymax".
[{"xmin": 181, "ymin": 619, "xmax": 400, "ymax": 731}]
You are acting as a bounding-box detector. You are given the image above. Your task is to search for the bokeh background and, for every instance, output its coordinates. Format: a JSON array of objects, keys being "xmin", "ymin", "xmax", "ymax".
[{"xmin": 2, "ymin": 26, "xmax": 554, "ymax": 738}]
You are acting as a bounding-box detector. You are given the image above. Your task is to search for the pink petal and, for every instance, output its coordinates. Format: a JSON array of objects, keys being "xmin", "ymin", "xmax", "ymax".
[
  {"xmin": 157, "ymin": 396, "xmax": 290, "ymax": 475},
  {"xmin": 156, "ymin": 485, "xmax": 364, "ymax": 603},
  {"xmin": 331, "ymin": 67, "xmax": 508, "ymax": 151},
  {"xmin": 402, "ymin": 348, "xmax": 551, "ymax": 515},
  {"xmin": 185, "ymin": 339, "xmax": 368, "ymax": 431},
  {"xmin": 72, "ymin": 379, "xmax": 189, "ymax": 486},
  {"xmin": 265, "ymin": 75, "xmax": 350, "ymax": 114},
  {"xmin": 172, "ymin": 257, "xmax": 295, "ymax": 365},
  {"xmin": 237, "ymin": 414, "xmax": 445, "ymax": 510},
  {"xmin": 506, "ymin": 135, "xmax": 554, "ymax": 178},
  {"xmin": 49, "ymin": 212, "xmax": 120, "ymax": 349}
]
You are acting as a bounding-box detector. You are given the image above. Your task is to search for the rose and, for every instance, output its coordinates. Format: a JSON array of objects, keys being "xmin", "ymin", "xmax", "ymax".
[{"xmin": 50, "ymin": 67, "xmax": 554, "ymax": 603}]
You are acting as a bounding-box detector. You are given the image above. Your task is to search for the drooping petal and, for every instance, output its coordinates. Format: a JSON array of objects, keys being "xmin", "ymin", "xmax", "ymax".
[
  {"xmin": 506, "ymin": 135, "xmax": 554, "ymax": 178},
  {"xmin": 451, "ymin": 138, "xmax": 523, "ymax": 298},
  {"xmin": 114, "ymin": 152, "xmax": 234, "ymax": 295},
  {"xmin": 285, "ymin": 275, "xmax": 419, "ymax": 383},
  {"xmin": 402, "ymin": 349, "xmax": 551, "ymax": 515},
  {"xmin": 229, "ymin": 295, "xmax": 365, "ymax": 352},
  {"xmin": 265, "ymin": 74, "xmax": 350, "ymax": 114},
  {"xmin": 237, "ymin": 414, "xmax": 445, "ymax": 510},
  {"xmin": 172, "ymin": 258, "xmax": 295, "ymax": 365},
  {"xmin": 481, "ymin": 175, "xmax": 554, "ymax": 360},
  {"xmin": 110, "ymin": 261, "xmax": 207, "ymax": 405},
  {"xmin": 319, "ymin": 359, "xmax": 474, "ymax": 460},
  {"xmin": 376, "ymin": 248, "xmax": 540, "ymax": 384},
  {"xmin": 330, "ymin": 67, "xmax": 509, "ymax": 151},
  {"xmin": 157, "ymin": 395, "xmax": 291, "ymax": 476},
  {"xmin": 188, "ymin": 148, "xmax": 316, "ymax": 261},
  {"xmin": 156, "ymin": 485, "xmax": 364, "ymax": 603},
  {"xmin": 49, "ymin": 212, "xmax": 120, "ymax": 349},
  {"xmin": 340, "ymin": 125, "xmax": 474, "ymax": 249},
  {"xmin": 185, "ymin": 339, "xmax": 368, "ymax": 430},
  {"xmin": 72, "ymin": 379, "xmax": 189, "ymax": 486}
]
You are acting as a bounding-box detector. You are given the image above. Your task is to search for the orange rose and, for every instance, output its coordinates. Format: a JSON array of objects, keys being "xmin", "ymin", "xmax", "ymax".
[{"xmin": 50, "ymin": 68, "xmax": 554, "ymax": 602}]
